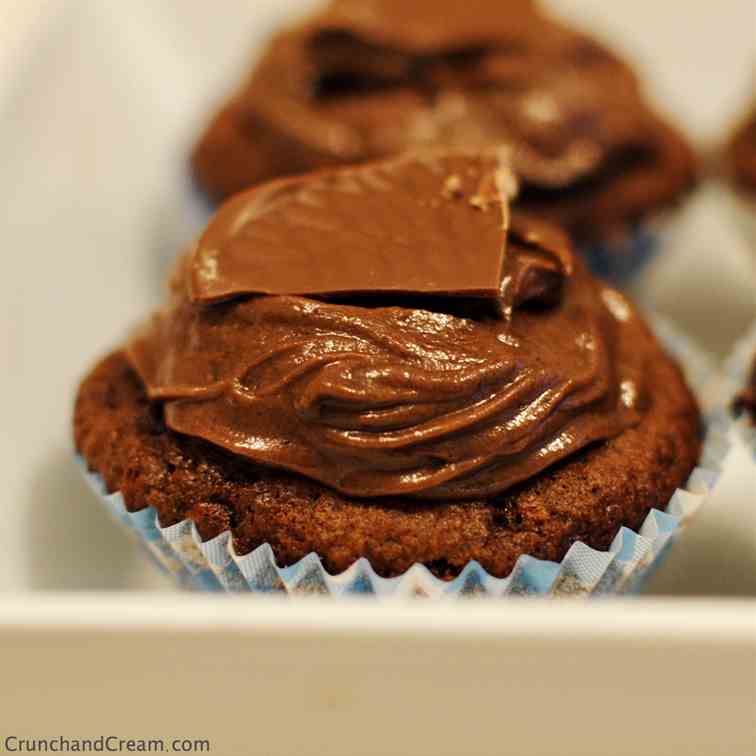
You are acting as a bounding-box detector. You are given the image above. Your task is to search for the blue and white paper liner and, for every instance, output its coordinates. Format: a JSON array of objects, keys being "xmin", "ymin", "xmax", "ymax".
[
  {"xmin": 78, "ymin": 318, "xmax": 728, "ymax": 598},
  {"xmin": 722, "ymin": 320, "xmax": 756, "ymax": 459},
  {"xmin": 579, "ymin": 216, "xmax": 671, "ymax": 286}
]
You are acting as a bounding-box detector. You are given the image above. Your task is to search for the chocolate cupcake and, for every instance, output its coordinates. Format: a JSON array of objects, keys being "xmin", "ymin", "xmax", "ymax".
[
  {"xmin": 191, "ymin": 0, "xmax": 696, "ymax": 281},
  {"xmin": 76, "ymin": 151, "xmax": 705, "ymax": 594}
]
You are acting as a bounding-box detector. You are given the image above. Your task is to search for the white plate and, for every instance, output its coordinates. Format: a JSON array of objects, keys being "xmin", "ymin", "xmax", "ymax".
[{"xmin": 0, "ymin": 2, "xmax": 755, "ymax": 754}]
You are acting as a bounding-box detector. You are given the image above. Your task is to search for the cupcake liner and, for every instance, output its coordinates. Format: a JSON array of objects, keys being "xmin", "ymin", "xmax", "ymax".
[
  {"xmin": 722, "ymin": 319, "xmax": 756, "ymax": 458},
  {"xmin": 579, "ymin": 217, "xmax": 669, "ymax": 286},
  {"xmin": 77, "ymin": 317, "xmax": 729, "ymax": 597}
]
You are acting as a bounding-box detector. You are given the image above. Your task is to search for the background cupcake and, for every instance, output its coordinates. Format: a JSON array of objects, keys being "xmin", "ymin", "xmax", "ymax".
[
  {"xmin": 75, "ymin": 151, "xmax": 714, "ymax": 596},
  {"xmin": 191, "ymin": 0, "xmax": 697, "ymax": 283}
]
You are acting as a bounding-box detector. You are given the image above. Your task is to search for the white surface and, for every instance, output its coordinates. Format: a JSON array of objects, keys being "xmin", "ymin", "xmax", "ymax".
[
  {"xmin": 547, "ymin": 0, "xmax": 756, "ymax": 145},
  {"xmin": 0, "ymin": 3, "xmax": 755, "ymax": 754},
  {"xmin": 0, "ymin": 595, "xmax": 754, "ymax": 756},
  {"xmin": 0, "ymin": 0, "xmax": 64, "ymax": 101}
]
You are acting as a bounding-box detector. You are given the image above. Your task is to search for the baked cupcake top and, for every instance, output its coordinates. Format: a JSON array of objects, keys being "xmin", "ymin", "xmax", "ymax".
[
  {"xmin": 728, "ymin": 104, "xmax": 756, "ymax": 197},
  {"xmin": 132, "ymin": 150, "xmax": 657, "ymax": 501},
  {"xmin": 192, "ymin": 0, "xmax": 696, "ymax": 240}
]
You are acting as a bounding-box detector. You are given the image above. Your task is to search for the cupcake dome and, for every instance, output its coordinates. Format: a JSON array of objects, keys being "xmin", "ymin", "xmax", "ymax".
[{"xmin": 75, "ymin": 151, "xmax": 701, "ymax": 581}]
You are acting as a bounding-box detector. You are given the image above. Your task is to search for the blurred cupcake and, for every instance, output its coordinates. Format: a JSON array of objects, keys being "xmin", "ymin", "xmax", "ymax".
[
  {"xmin": 191, "ymin": 0, "xmax": 696, "ymax": 283},
  {"xmin": 725, "ymin": 101, "xmax": 756, "ymax": 247},
  {"xmin": 75, "ymin": 150, "xmax": 717, "ymax": 596}
]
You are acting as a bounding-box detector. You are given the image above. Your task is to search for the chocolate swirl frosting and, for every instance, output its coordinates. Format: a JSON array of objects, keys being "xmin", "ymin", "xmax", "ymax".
[
  {"xmin": 130, "ymin": 152, "xmax": 650, "ymax": 500},
  {"xmin": 194, "ymin": 0, "xmax": 695, "ymax": 237}
]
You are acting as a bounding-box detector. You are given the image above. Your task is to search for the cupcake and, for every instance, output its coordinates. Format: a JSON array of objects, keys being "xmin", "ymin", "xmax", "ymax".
[
  {"xmin": 191, "ymin": 0, "xmax": 696, "ymax": 282},
  {"xmin": 725, "ymin": 102, "xmax": 756, "ymax": 246},
  {"xmin": 75, "ymin": 150, "xmax": 709, "ymax": 595}
]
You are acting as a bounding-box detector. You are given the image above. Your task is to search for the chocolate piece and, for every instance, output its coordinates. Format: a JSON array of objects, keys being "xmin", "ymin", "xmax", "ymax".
[
  {"xmin": 192, "ymin": 0, "xmax": 696, "ymax": 241},
  {"xmin": 129, "ymin": 152, "xmax": 651, "ymax": 501},
  {"xmin": 190, "ymin": 151, "xmax": 569, "ymax": 314},
  {"xmin": 190, "ymin": 152, "xmax": 519, "ymax": 304}
]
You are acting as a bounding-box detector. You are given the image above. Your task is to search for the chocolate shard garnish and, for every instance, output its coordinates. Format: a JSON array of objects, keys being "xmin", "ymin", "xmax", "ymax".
[
  {"xmin": 190, "ymin": 150, "xmax": 519, "ymax": 304},
  {"xmin": 190, "ymin": 150, "xmax": 571, "ymax": 318}
]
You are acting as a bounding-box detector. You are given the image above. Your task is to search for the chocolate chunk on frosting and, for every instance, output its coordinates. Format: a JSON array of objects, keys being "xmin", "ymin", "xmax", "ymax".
[
  {"xmin": 190, "ymin": 152, "xmax": 519, "ymax": 304},
  {"xmin": 190, "ymin": 150, "xmax": 571, "ymax": 315},
  {"xmin": 130, "ymin": 152, "xmax": 651, "ymax": 501}
]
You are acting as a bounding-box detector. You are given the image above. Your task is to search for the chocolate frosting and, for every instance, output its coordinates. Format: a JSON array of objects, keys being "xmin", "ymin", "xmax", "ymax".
[
  {"xmin": 248, "ymin": 0, "xmax": 641, "ymax": 186},
  {"xmin": 195, "ymin": 0, "xmax": 695, "ymax": 237},
  {"xmin": 129, "ymin": 152, "xmax": 651, "ymax": 501}
]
